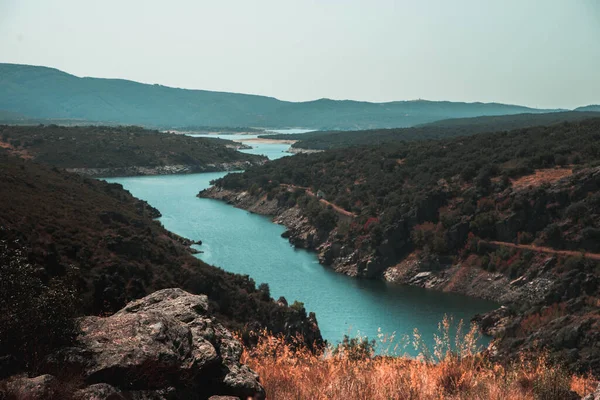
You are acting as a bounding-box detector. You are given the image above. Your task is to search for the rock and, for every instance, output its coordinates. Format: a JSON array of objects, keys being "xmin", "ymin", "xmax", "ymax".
[
  {"xmin": 209, "ymin": 396, "xmax": 241, "ymax": 400},
  {"xmin": 3, "ymin": 374, "xmax": 58, "ymax": 399},
  {"xmin": 74, "ymin": 383, "xmax": 124, "ymax": 400},
  {"xmin": 409, "ymin": 271, "xmax": 433, "ymax": 284},
  {"xmin": 45, "ymin": 289, "xmax": 265, "ymax": 400},
  {"xmin": 472, "ymin": 306, "xmax": 512, "ymax": 337},
  {"xmin": 583, "ymin": 384, "xmax": 600, "ymax": 400}
]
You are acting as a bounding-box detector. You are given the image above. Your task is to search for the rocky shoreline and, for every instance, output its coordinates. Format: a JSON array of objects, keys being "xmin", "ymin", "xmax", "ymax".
[
  {"xmin": 198, "ymin": 185, "xmax": 600, "ymax": 373},
  {"xmin": 66, "ymin": 160, "xmax": 265, "ymax": 178},
  {"xmin": 197, "ymin": 186, "xmax": 514, "ymax": 303}
]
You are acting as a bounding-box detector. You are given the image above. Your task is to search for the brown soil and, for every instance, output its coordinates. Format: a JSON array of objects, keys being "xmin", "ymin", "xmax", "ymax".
[
  {"xmin": 281, "ymin": 184, "xmax": 356, "ymax": 218},
  {"xmin": 487, "ymin": 240, "xmax": 600, "ymax": 261},
  {"xmin": 510, "ymin": 168, "xmax": 573, "ymax": 190}
]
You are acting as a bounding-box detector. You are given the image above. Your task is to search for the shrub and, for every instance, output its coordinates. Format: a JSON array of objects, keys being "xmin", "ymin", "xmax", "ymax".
[
  {"xmin": 565, "ymin": 201, "xmax": 587, "ymax": 220},
  {"xmin": 332, "ymin": 335, "xmax": 376, "ymax": 361},
  {"xmin": 0, "ymin": 239, "xmax": 79, "ymax": 370},
  {"xmin": 518, "ymin": 231, "xmax": 534, "ymax": 245}
]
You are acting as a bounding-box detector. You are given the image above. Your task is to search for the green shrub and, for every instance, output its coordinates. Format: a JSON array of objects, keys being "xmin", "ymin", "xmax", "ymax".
[{"xmin": 0, "ymin": 240, "xmax": 79, "ymax": 370}]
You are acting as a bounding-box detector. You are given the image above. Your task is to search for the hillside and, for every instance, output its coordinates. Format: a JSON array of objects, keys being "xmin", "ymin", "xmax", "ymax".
[
  {"xmin": 264, "ymin": 111, "xmax": 600, "ymax": 150},
  {"xmin": 202, "ymin": 118, "xmax": 600, "ymax": 373},
  {"xmin": 0, "ymin": 124, "xmax": 265, "ymax": 176},
  {"xmin": 0, "ymin": 63, "xmax": 558, "ymax": 130},
  {"xmin": 576, "ymin": 105, "xmax": 600, "ymax": 112},
  {"xmin": 0, "ymin": 155, "xmax": 321, "ymax": 356}
]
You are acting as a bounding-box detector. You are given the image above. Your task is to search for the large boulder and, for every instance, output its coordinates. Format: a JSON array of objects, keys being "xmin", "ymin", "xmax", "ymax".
[
  {"xmin": 2, "ymin": 374, "xmax": 58, "ymax": 400},
  {"xmin": 44, "ymin": 288, "xmax": 264, "ymax": 400}
]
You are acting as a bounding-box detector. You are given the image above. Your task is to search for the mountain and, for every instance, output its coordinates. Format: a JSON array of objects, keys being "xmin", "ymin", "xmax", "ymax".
[
  {"xmin": 202, "ymin": 117, "xmax": 600, "ymax": 373},
  {"xmin": 576, "ymin": 105, "xmax": 600, "ymax": 112},
  {"xmin": 0, "ymin": 63, "xmax": 559, "ymax": 130},
  {"xmin": 292, "ymin": 111, "xmax": 600, "ymax": 150},
  {"xmin": 263, "ymin": 111, "xmax": 600, "ymax": 150}
]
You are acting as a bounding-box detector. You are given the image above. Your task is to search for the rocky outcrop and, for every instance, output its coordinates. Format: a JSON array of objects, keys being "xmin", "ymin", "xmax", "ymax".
[
  {"xmin": 34, "ymin": 289, "xmax": 264, "ymax": 400},
  {"xmin": 1, "ymin": 374, "xmax": 59, "ymax": 400},
  {"xmin": 198, "ymin": 187, "xmax": 374, "ymax": 277},
  {"xmin": 583, "ymin": 384, "xmax": 600, "ymax": 400},
  {"xmin": 66, "ymin": 160, "xmax": 264, "ymax": 178},
  {"xmin": 200, "ymin": 180, "xmax": 600, "ymax": 374}
]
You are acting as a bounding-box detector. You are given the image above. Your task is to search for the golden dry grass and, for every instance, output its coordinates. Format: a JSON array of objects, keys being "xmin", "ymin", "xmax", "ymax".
[
  {"xmin": 510, "ymin": 168, "xmax": 573, "ymax": 191},
  {"xmin": 242, "ymin": 317, "xmax": 597, "ymax": 400}
]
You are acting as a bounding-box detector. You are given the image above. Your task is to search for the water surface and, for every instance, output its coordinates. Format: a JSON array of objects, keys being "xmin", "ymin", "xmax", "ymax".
[{"xmin": 105, "ymin": 170, "xmax": 497, "ymax": 353}]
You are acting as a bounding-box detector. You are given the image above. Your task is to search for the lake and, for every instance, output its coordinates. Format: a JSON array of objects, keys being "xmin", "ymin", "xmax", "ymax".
[{"xmin": 105, "ymin": 135, "xmax": 497, "ymax": 354}]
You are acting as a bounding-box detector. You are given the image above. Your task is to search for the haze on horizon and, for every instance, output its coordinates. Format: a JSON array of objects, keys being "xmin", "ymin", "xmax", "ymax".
[{"xmin": 1, "ymin": 0, "xmax": 599, "ymax": 109}]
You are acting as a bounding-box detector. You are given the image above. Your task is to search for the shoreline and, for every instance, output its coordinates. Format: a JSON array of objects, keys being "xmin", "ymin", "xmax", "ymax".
[
  {"xmin": 197, "ymin": 186, "xmax": 511, "ymax": 306},
  {"xmin": 67, "ymin": 159, "xmax": 265, "ymax": 178},
  {"xmin": 234, "ymin": 138, "xmax": 298, "ymax": 145}
]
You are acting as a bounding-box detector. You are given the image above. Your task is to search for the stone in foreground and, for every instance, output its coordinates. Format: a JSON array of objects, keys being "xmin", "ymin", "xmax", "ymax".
[{"xmin": 44, "ymin": 288, "xmax": 265, "ymax": 399}]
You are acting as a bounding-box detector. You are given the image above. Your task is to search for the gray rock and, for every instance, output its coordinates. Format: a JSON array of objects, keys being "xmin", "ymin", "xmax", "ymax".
[
  {"xmin": 208, "ymin": 396, "xmax": 240, "ymax": 400},
  {"xmin": 45, "ymin": 288, "xmax": 264, "ymax": 399},
  {"xmin": 583, "ymin": 383, "xmax": 600, "ymax": 400},
  {"xmin": 74, "ymin": 383, "xmax": 124, "ymax": 400},
  {"xmin": 4, "ymin": 374, "xmax": 58, "ymax": 400}
]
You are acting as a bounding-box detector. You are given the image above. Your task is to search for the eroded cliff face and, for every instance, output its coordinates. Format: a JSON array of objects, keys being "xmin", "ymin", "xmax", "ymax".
[
  {"xmin": 198, "ymin": 186, "xmax": 506, "ymax": 301},
  {"xmin": 198, "ymin": 186, "xmax": 508, "ymax": 301}
]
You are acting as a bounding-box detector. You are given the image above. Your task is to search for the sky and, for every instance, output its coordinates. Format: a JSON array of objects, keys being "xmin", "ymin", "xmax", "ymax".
[{"xmin": 1, "ymin": 0, "xmax": 599, "ymax": 109}]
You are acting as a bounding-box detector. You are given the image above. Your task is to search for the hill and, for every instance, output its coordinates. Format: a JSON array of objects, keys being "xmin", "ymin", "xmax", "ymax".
[
  {"xmin": 202, "ymin": 118, "xmax": 600, "ymax": 373},
  {"xmin": 265, "ymin": 111, "xmax": 600, "ymax": 150},
  {"xmin": 576, "ymin": 105, "xmax": 600, "ymax": 112},
  {"xmin": 0, "ymin": 124, "xmax": 265, "ymax": 176},
  {"xmin": 0, "ymin": 63, "xmax": 558, "ymax": 130},
  {"xmin": 0, "ymin": 155, "xmax": 321, "ymax": 362}
]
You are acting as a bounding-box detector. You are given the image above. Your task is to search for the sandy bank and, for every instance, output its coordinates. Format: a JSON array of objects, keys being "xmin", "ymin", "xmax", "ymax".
[{"xmin": 234, "ymin": 138, "xmax": 298, "ymax": 144}]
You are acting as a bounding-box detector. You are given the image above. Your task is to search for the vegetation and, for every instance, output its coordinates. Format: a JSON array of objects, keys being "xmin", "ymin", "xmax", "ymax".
[
  {"xmin": 0, "ymin": 235, "xmax": 79, "ymax": 371},
  {"xmin": 261, "ymin": 111, "xmax": 600, "ymax": 150},
  {"xmin": 217, "ymin": 118, "xmax": 600, "ymax": 224},
  {"xmin": 0, "ymin": 155, "xmax": 321, "ymax": 373},
  {"xmin": 242, "ymin": 322, "xmax": 598, "ymax": 400},
  {"xmin": 0, "ymin": 124, "xmax": 265, "ymax": 171},
  {"xmin": 0, "ymin": 63, "xmax": 558, "ymax": 130},
  {"xmin": 213, "ymin": 117, "xmax": 600, "ymax": 373}
]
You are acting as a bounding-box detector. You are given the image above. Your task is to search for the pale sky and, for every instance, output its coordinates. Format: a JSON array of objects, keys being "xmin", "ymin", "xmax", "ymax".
[{"xmin": 1, "ymin": 0, "xmax": 599, "ymax": 109}]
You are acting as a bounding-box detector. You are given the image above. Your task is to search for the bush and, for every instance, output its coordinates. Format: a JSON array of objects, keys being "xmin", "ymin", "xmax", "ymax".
[
  {"xmin": 565, "ymin": 201, "xmax": 587, "ymax": 220},
  {"xmin": 0, "ymin": 240, "xmax": 79, "ymax": 370},
  {"xmin": 332, "ymin": 335, "xmax": 376, "ymax": 361}
]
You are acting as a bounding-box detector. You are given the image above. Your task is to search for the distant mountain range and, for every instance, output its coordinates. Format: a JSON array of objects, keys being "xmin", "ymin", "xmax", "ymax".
[
  {"xmin": 575, "ymin": 105, "xmax": 600, "ymax": 112},
  {"xmin": 0, "ymin": 63, "xmax": 587, "ymax": 130}
]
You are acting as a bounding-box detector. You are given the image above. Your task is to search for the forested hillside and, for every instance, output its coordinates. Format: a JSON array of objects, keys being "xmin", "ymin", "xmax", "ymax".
[
  {"xmin": 0, "ymin": 155, "xmax": 321, "ymax": 371},
  {"xmin": 0, "ymin": 124, "xmax": 265, "ymax": 176},
  {"xmin": 207, "ymin": 118, "xmax": 600, "ymax": 373},
  {"xmin": 0, "ymin": 63, "xmax": 557, "ymax": 130},
  {"xmin": 264, "ymin": 111, "xmax": 600, "ymax": 150}
]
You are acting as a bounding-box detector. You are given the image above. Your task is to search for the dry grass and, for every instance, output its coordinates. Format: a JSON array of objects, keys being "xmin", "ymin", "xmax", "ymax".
[
  {"xmin": 242, "ymin": 317, "xmax": 597, "ymax": 400},
  {"xmin": 510, "ymin": 168, "xmax": 573, "ymax": 191}
]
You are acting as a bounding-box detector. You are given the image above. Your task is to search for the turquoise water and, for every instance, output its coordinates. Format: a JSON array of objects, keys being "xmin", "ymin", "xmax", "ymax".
[
  {"xmin": 188, "ymin": 133, "xmax": 292, "ymax": 160},
  {"xmin": 105, "ymin": 171, "xmax": 498, "ymax": 353},
  {"xmin": 188, "ymin": 128, "xmax": 314, "ymax": 160}
]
